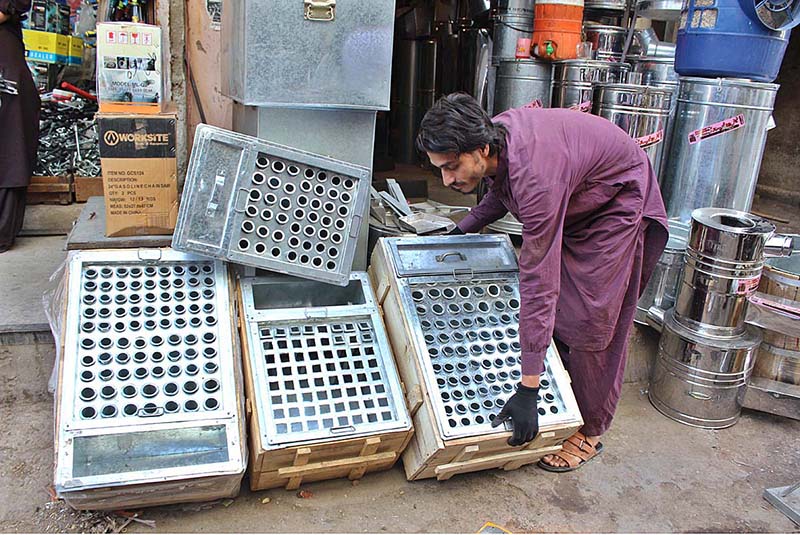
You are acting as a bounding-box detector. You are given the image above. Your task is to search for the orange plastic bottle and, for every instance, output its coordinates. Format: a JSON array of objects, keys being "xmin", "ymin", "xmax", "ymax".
[{"xmin": 531, "ymin": 0, "xmax": 585, "ymax": 61}]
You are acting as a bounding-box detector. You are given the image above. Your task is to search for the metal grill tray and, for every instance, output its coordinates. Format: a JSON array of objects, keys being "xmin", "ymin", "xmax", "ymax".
[
  {"xmin": 173, "ymin": 125, "xmax": 370, "ymax": 286},
  {"xmin": 398, "ymin": 274, "xmax": 579, "ymax": 439},
  {"xmin": 240, "ymin": 273, "xmax": 411, "ymax": 449},
  {"xmin": 56, "ymin": 248, "xmax": 244, "ymax": 492}
]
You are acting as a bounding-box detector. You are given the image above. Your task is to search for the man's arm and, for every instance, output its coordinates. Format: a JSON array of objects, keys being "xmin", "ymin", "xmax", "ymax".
[{"xmin": 457, "ymin": 185, "xmax": 508, "ymax": 233}]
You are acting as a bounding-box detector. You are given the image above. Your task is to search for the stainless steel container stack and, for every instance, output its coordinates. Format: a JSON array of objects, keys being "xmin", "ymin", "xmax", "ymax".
[
  {"xmin": 592, "ymin": 83, "xmax": 673, "ymax": 177},
  {"xmin": 493, "ymin": 59, "xmax": 554, "ymax": 114},
  {"xmin": 551, "ymin": 60, "xmax": 631, "ymax": 111},
  {"xmin": 491, "ymin": 0, "xmax": 536, "ymax": 66},
  {"xmin": 173, "ymin": 125, "xmax": 370, "ymax": 287},
  {"xmin": 659, "ymin": 77, "xmax": 779, "ymax": 223},
  {"xmin": 649, "ymin": 208, "xmax": 794, "ymax": 428},
  {"xmin": 635, "ymin": 220, "xmax": 690, "ymax": 325},
  {"xmin": 583, "ymin": 24, "xmax": 628, "ymax": 61},
  {"xmin": 55, "ymin": 249, "xmax": 246, "ymax": 509}
]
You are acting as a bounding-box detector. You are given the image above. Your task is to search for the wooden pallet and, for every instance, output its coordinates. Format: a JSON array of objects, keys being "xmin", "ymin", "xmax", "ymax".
[
  {"xmin": 368, "ymin": 239, "xmax": 583, "ymax": 481},
  {"xmin": 28, "ymin": 175, "xmax": 74, "ymax": 205},
  {"xmin": 236, "ymin": 281, "xmax": 414, "ymax": 491},
  {"xmin": 74, "ymin": 176, "xmax": 104, "ymax": 203},
  {"xmin": 55, "ymin": 261, "xmax": 248, "ymax": 510}
]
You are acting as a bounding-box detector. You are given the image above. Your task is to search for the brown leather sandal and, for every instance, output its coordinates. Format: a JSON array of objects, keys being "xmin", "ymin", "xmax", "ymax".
[{"xmin": 537, "ymin": 431, "xmax": 604, "ymax": 473}]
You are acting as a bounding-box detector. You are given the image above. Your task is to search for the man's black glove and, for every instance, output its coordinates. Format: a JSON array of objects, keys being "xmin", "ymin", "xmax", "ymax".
[
  {"xmin": 447, "ymin": 226, "xmax": 465, "ymax": 235},
  {"xmin": 491, "ymin": 384, "xmax": 539, "ymax": 446}
]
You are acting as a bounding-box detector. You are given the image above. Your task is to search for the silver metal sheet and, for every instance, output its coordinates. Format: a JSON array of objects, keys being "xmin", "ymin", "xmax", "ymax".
[
  {"xmin": 387, "ymin": 234, "xmax": 519, "ymax": 278},
  {"xmin": 239, "ymin": 273, "xmax": 411, "ymax": 449},
  {"xmin": 173, "ymin": 125, "xmax": 371, "ymax": 286},
  {"xmin": 56, "ymin": 248, "xmax": 244, "ymax": 493},
  {"xmin": 397, "ymin": 274, "xmax": 581, "ymax": 439},
  {"xmin": 221, "ymin": 0, "xmax": 395, "ymax": 110}
]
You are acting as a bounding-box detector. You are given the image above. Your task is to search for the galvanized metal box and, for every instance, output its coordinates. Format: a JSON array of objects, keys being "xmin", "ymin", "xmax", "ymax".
[
  {"xmin": 369, "ymin": 235, "xmax": 583, "ymax": 480},
  {"xmin": 172, "ymin": 125, "xmax": 371, "ymax": 286},
  {"xmin": 237, "ymin": 273, "xmax": 413, "ymax": 490},
  {"xmin": 221, "ymin": 0, "xmax": 396, "ymax": 110},
  {"xmin": 54, "ymin": 248, "xmax": 246, "ymax": 510}
]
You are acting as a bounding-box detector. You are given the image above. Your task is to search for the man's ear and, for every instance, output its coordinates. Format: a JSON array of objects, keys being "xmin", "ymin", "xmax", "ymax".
[{"xmin": 482, "ymin": 144, "xmax": 490, "ymax": 157}]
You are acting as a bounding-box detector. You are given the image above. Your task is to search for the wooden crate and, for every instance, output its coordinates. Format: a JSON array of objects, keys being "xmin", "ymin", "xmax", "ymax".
[
  {"xmin": 236, "ymin": 281, "xmax": 415, "ymax": 491},
  {"xmin": 74, "ymin": 176, "xmax": 104, "ymax": 203},
  {"xmin": 368, "ymin": 239, "xmax": 583, "ymax": 481},
  {"xmin": 28, "ymin": 175, "xmax": 74, "ymax": 205},
  {"xmin": 54, "ymin": 259, "xmax": 248, "ymax": 510}
]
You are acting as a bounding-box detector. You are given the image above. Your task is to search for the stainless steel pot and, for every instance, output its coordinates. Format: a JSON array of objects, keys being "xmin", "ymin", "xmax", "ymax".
[
  {"xmin": 660, "ymin": 77, "xmax": 779, "ymax": 223},
  {"xmin": 674, "ymin": 208, "xmax": 781, "ymax": 336},
  {"xmin": 629, "ymin": 56, "xmax": 678, "ymax": 88},
  {"xmin": 649, "ymin": 311, "xmax": 761, "ymax": 429},
  {"xmin": 551, "ymin": 60, "xmax": 630, "ymax": 110},
  {"xmin": 492, "ymin": 10, "xmax": 535, "ymax": 66},
  {"xmin": 584, "ymin": 24, "xmax": 627, "ymax": 61},
  {"xmin": 494, "ymin": 59, "xmax": 553, "ymax": 114},
  {"xmin": 635, "ymin": 220, "xmax": 690, "ymax": 325},
  {"xmin": 584, "ymin": 0, "xmax": 628, "ymax": 11},
  {"xmin": 592, "ymin": 83, "xmax": 673, "ymax": 177}
]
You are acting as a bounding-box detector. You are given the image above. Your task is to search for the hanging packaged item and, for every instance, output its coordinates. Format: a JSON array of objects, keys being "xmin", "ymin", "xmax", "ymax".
[
  {"xmin": 54, "ymin": 248, "xmax": 247, "ymax": 510},
  {"xmin": 238, "ymin": 273, "xmax": 413, "ymax": 490},
  {"xmin": 96, "ymin": 22, "xmax": 164, "ymax": 114},
  {"xmin": 173, "ymin": 125, "xmax": 371, "ymax": 286},
  {"xmin": 369, "ymin": 235, "xmax": 583, "ymax": 480}
]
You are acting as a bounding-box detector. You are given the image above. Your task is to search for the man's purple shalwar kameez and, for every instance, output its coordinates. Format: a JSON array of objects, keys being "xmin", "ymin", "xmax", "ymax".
[{"xmin": 458, "ymin": 108, "xmax": 669, "ymax": 436}]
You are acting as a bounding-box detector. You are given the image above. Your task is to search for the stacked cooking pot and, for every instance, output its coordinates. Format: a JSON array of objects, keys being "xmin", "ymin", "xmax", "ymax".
[{"xmin": 649, "ymin": 208, "xmax": 795, "ymax": 428}]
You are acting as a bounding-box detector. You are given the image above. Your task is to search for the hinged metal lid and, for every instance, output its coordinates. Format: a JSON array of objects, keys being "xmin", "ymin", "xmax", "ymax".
[{"xmin": 386, "ymin": 235, "xmax": 518, "ymax": 278}]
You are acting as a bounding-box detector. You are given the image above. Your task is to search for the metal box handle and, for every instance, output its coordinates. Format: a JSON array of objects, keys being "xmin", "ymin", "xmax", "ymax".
[
  {"xmin": 436, "ymin": 251, "xmax": 466, "ymax": 263},
  {"xmin": 304, "ymin": 0, "xmax": 335, "ymax": 21},
  {"xmin": 206, "ymin": 173, "xmax": 226, "ymax": 216},
  {"xmin": 330, "ymin": 425, "xmax": 356, "ymax": 434}
]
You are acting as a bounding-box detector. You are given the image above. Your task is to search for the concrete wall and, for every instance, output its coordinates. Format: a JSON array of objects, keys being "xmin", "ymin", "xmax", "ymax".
[{"xmin": 758, "ymin": 32, "xmax": 800, "ymax": 204}]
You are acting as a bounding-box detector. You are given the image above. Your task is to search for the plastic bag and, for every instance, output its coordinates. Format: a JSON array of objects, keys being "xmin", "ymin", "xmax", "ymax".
[{"xmin": 43, "ymin": 255, "xmax": 70, "ymax": 395}]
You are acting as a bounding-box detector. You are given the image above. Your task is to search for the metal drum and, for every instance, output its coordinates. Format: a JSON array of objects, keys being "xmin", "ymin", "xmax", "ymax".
[
  {"xmin": 637, "ymin": 0, "xmax": 682, "ymax": 20},
  {"xmin": 629, "ymin": 56, "xmax": 678, "ymax": 88},
  {"xmin": 492, "ymin": 1, "xmax": 535, "ymax": 66},
  {"xmin": 592, "ymin": 83, "xmax": 673, "ymax": 177},
  {"xmin": 584, "ymin": 24, "xmax": 627, "ymax": 61},
  {"xmin": 551, "ymin": 60, "xmax": 630, "ymax": 110},
  {"xmin": 673, "ymin": 208, "xmax": 777, "ymax": 336},
  {"xmin": 494, "ymin": 59, "xmax": 553, "ymax": 114},
  {"xmin": 584, "ymin": 0, "xmax": 627, "ymax": 12},
  {"xmin": 649, "ymin": 312, "xmax": 761, "ymax": 429},
  {"xmin": 635, "ymin": 220, "xmax": 690, "ymax": 325},
  {"xmin": 758, "ymin": 255, "xmax": 800, "ymax": 350},
  {"xmin": 660, "ymin": 77, "xmax": 778, "ymax": 223}
]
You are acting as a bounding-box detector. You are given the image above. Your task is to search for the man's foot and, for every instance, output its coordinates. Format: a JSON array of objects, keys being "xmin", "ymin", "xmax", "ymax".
[{"xmin": 538, "ymin": 431, "xmax": 603, "ymax": 472}]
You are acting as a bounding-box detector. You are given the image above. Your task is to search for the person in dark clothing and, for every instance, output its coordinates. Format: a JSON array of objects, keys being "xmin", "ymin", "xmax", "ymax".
[{"xmin": 0, "ymin": 0, "xmax": 40, "ymax": 252}]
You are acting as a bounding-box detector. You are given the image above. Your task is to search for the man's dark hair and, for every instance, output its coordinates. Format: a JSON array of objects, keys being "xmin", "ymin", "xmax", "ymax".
[{"xmin": 416, "ymin": 93, "xmax": 507, "ymax": 156}]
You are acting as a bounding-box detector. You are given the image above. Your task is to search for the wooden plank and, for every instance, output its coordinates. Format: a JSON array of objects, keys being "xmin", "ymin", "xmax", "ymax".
[
  {"xmin": 434, "ymin": 445, "xmax": 561, "ymax": 481},
  {"xmin": 74, "ymin": 176, "xmax": 104, "ymax": 203},
  {"xmin": 66, "ymin": 196, "xmax": 172, "ymax": 250},
  {"xmin": 286, "ymin": 447, "xmax": 312, "ymax": 490},
  {"xmin": 405, "ymin": 383, "xmax": 424, "ymax": 417},
  {"xmin": 279, "ymin": 452, "xmax": 397, "ymax": 480},
  {"xmin": 348, "ymin": 437, "xmax": 382, "ymax": 480}
]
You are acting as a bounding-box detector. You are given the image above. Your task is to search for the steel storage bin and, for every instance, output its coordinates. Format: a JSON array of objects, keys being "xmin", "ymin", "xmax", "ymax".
[
  {"xmin": 592, "ymin": 83, "xmax": 673, "ymax": 181},
  {"xmin": 173, "ymin": 125, "xmax": 370, "ymax": 287},
  {"xmin": 491, "ymin": 0, "xmax": 535, "ymax": 66},
  {"xmin": 54, "ymin": 248, "xmax": 246, "ymax": 510},
  {"xmin": 369, "ymin": 235, "xmax": 583, "ymax": 480},
  {"xmin": 635, "ymin": 219, "xmax": 690, "ymax": 326},
  {"xmin": 583, "ymin": 24, "xmax": 627, "ymax": 61},
  {"xmin": 551, "ymin": 60, "xmax": 630, "ymax": 111},
  {"xmin": 493, "ymin": 59, "xmax": 553, "ymax": 114},
  {"xmin": 660, "ymin": 77, "xmax": 778, "ymax": 223},
  {"xmin": 221, "ymin": 0, "xmax": 395, "ymax": 109},
  {"xmin": 237, "ymin": 273, "xmax": 413, "ymax": 490},
  {"xmin": 649, "ymin": 311, "xmax": 761, "ymax": 429}
]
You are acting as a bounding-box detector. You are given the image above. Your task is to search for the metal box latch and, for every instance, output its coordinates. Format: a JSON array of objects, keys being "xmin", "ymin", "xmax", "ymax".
[{"xmin": 304, "ymin": 0, "xmax": 335, "ymax": 21}]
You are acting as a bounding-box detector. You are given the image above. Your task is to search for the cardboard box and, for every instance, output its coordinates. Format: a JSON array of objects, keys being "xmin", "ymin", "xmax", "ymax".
[
  {"xmin": 98, "ymin": 111, "xmax": 178, "ymax": 237},
  {"xmin": 23, "ymin": 29, "xmax": 70, "ymax": 64},
  {"xmin": 96, "ymin": 22, "xmax": 164, "ymax": 114},
  {"xmin": 68, "ymin": 36, "xmax": 84, "ymax": 65}
]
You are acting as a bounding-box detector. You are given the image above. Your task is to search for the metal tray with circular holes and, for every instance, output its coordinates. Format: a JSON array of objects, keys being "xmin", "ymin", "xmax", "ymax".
[
  {"xmin": 173, "ymin": 125, "xmax": 371, "ymax": 286},
  {"xmin": 397, "ymin": 274, "xmax": 581, "ymax": 440},
  {"xmin": 55, "ymin": 248, "xmax": 244, "ymax": 493},
  {"xmin": 239, "ymin": 273, "xmax": 411, "ymax": 450}
]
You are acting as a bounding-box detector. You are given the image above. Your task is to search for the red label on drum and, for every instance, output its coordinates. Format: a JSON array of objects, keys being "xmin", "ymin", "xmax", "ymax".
[
  {"xmin": 523, "ymin": 99, "xmax": 543, "ymax": 109},
  {"xmin": 688, "ymin": 114, "xmax": 746, "ymax": 144},
  {"xmin": 636, "ymin": 129, "xmax": 664, "ymax": 149},
  {"xmin": 569, "ymin": 100, "xmax": 592, "ymax": 113},
  {"xmin": 736, "ymin": 276, "xmax": 761, "ymax": 294}
]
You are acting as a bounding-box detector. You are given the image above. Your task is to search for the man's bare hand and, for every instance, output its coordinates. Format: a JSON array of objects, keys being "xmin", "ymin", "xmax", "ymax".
[{"xmin": 0, "ymin": 11, "xmax": 9, "ymax": 23}]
